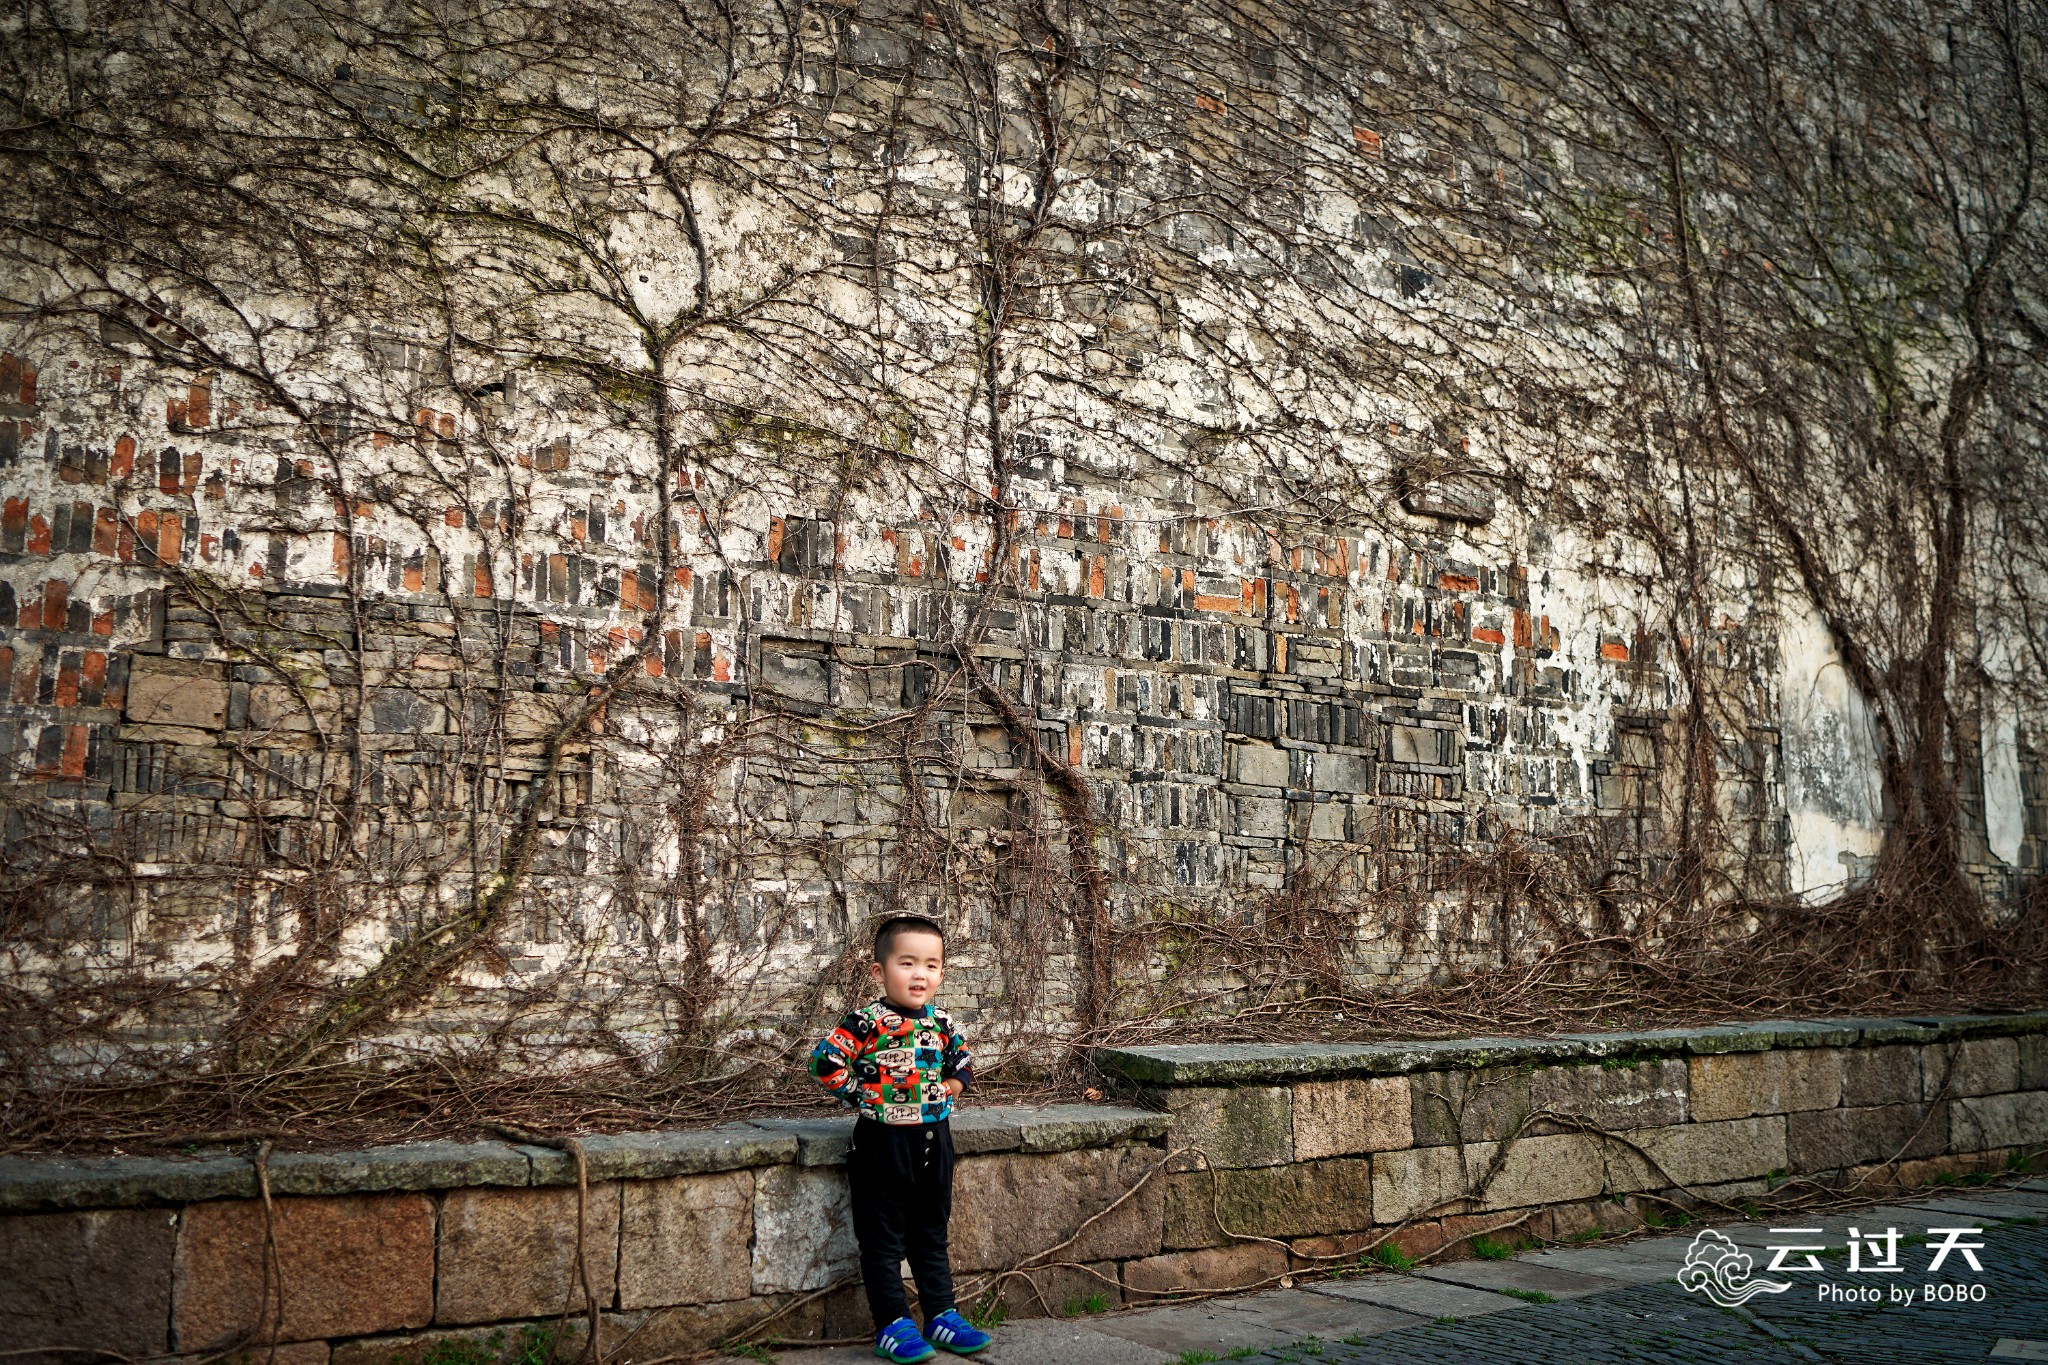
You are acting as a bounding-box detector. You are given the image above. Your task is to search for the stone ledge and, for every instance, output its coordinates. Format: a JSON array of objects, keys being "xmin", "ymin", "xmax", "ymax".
[
  {"xmin": 0, "ymin": 1104, "xmax": 1166, "ymax": 1210},
  {"xmin": 1092, "ymin": 1013, "xmax": 2048, "ymax": 1085},
  {"xmin": 525, "ymin": 1124, "xmax": 797, "ymax": 1185},
  {"xmin": 0, "ymin": 1153, "xmax": 256, "ymax": 1212}
]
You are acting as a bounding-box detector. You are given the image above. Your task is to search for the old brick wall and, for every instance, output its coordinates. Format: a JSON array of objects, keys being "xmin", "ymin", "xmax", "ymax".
[{"xmin": 1, "ymin": 0, "xmax": 2043, "ymax": 1084}]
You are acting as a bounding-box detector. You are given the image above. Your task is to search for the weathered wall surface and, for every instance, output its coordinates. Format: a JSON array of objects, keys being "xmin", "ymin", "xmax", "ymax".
[
  {"xmin": 3, "ymin": 1016, "xmax": 2043, "ymax": 1362},
  {"xmin": 2, "ymin": 0, "xmax": 2044, "ymax": 1091}
]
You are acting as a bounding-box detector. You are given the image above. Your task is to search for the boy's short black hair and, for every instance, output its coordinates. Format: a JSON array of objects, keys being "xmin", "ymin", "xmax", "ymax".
[{"xmin": 872, "ymin": 914, "xmax": 945, "ymax": 962}]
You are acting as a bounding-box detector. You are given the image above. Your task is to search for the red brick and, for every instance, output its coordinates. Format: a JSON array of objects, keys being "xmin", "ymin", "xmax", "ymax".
[
  {"xmin": 41, "ymin": 579, "xmax": 67, "ymax": 631},
  {"xmin": 93, "ymin": 507, "xmax": 117, "ymax": 555},
  {"xmin": 173, "ymin": 1194, "xmax": 434, "ymax": 1349},
  {"xmin": 55, "ymin": 654, "xmax": 79, "ymax": 707},
  {"xmin": 111, "ymin": 435, "xmax": 134, "ymax": 479},
  {"xmin": 59, "ymin": 725, "xmax": 87, "ymax": 776},
  {"xmin": 158, "ymin": 513, "xmax": 184, "ymax": 563},
  {"xmin": 1600, "ymin": 640, "xmax": 1630, "ymax": 662},
  {"xmin": 27, "ymin": 513, "xmax": 50, "ymax": 554}
]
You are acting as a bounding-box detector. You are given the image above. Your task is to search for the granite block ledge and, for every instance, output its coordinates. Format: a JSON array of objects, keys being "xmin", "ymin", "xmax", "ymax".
[
  {"xmin": 0, "ymin": 1104, "xmax": 1166, "ymax": 1211},
  {"xmin": 1092, "ymin": 1013, "xmax": 2048, "ymax": 1086}
]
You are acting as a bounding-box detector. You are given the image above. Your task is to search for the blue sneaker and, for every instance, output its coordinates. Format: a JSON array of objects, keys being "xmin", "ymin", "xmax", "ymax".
[
  {"xmin": 874, "ymin": 1316, "xmax": 937, "ymax": 1363},
  {"xmin": 925, "ymin": 1309, "xmax": 991, "ymax": 1354}
]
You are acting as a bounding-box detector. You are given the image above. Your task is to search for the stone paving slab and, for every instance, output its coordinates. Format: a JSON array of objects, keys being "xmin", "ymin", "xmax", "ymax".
[
  {"xmin": 1086, "ymin": 1299, "xmax": 1313, "ymax": 1355},
  {"xmin": 1515, "ymin": 1243, "xmax": 1685, "ymax": 1284},
  {"xmin": 1305, "ymin": 1273, "xmax": 1523, "ymax": 1318},
  {"xmin": 1416, "ymin": 1258, "xmax": 1628, "ymax": 1298},
  {"xmin": 741, "ymin": 1315, "xmax": 1178, "ymax": 1365},
  {"xmin": 1210, "ymin": 1287, "xmax": 1417, "ymax": 1338}
]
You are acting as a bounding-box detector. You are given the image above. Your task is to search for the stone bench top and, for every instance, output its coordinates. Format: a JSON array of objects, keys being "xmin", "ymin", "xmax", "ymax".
[
  {"xmin": 1090, "ymin": 1012, "xmax": 2048, "ymax": 1085},
  {"xmin": 0, "ymin": 1103, "xmax": 1171, "ymax": 1213}
]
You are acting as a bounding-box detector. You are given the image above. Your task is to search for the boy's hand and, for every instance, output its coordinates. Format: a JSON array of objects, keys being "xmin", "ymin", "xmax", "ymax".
[{"xmin": 942, "ymin": 1078, "xmax": 965, "ymax": 1099}]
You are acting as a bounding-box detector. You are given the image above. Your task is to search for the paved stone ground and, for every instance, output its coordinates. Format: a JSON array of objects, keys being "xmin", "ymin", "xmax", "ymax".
[{"xmin": 739, "ymin": 1181, "xmax": 2048, "ymax": 1364}]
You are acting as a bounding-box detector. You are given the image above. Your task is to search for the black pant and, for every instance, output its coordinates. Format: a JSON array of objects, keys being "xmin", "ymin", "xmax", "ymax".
[{"xmin": 847, "ymin": 1115, "xmax": 956, "ymax": 1328}]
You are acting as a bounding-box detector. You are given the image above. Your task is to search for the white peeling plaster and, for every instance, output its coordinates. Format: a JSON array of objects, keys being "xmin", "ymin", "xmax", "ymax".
[
  {"xmin": 1777, "ymin": 599, "xmax": 1884, "ymax": 900},
  {"xmin": 1981, "ymin": 636, "xmax": 2025, "ymax": 866},
  {"xmin": 1984, "ymin": 707, "xmax": 2023, "ymax": 865}
]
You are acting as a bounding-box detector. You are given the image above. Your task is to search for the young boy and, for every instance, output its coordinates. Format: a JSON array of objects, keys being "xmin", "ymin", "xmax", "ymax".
[{"xmin": 809, "ymin": 914, "xmax": 992, "ymax": 1362}]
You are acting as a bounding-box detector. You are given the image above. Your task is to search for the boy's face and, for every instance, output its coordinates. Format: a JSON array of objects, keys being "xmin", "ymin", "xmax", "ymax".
[{"xmin": 871, "ymin": 928, "xmax": 945, "ymax": 1011}]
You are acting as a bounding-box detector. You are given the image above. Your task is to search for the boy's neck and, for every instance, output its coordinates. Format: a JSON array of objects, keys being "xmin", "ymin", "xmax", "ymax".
[{"xmin": 879, "ymin": 993, "xmax": 932, "ymax": 1014}]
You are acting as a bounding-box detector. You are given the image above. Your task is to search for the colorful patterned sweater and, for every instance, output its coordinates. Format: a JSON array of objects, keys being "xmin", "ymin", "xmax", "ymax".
[{"xmin": 808, "ymin": 999, "xmax": 972, "ymax": 1125}]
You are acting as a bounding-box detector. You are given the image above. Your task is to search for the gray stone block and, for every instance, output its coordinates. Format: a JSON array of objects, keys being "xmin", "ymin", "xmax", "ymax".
[
  {"xmin": 1227, "ymin": 741, "xmax": 1289, "ymax": 787},
  {"xmin": 1411, "ymin": 1067, "xmax": 1533, "ymax": 1146},
  {"xmin": 1950, "ymin": 1091, "xmax": 2048, "ymax": 1151},
  {"xmin": 744, "ymin": 1116, "xmax": 855, "ymax": 1166},
  {"xmin": 1529, "ymin": 1058, "xmax": 1687, "ymax": 1131},
  {"xmin": 953, "ymin": 1146, "xmax": 1165, "ymax": 1269},
  {"xmin": 1093, "ymin": 1036, "xmax": 1585, "ymax": 1086},
  {"xmin": 1388, "ymin": 723, "xmax": 1453, "ymax": 765},
  {"xmin": 1786, "ymin": 1103, "xmax": 1947, "ymax": 1171},
  {"xmin": 2020, "ymin": 1035, "xmax": 2048, "ymax": 1090},
  {"xmin": 1372, "ymin": 1133, "xmax": 1603, "ymax": 1221},
  {"xmin": 1689, "ymin": 1047, "xmax": 1841, "ymax": 1120},
  {"xmin": 619, "ymin": 1170, "xmax": 754, "ymax": 1308},
  {"xmin": 0, "ymin": 1208, "xmax": 177, "ymax": 1362},
  {"xmin": 1605, "ymin": 1116, "xmax": 1788, "ymax": 1190},
  {"xmin": 1921, "ymin": 1038, "xmax": 2020, "ymax": 1099},
  {"xmin": 1162, "ymin": 1158, "xmax": 1372, "ymax": 1243},
  {"xmin": 1155, "ymin": 1085, "xmax": 1293, "ymax": 1169},
  {"xmin": 1293, "ymin": 1075, "xmax": 1411, "ymax": 1158},
  {"xmin": 750, "ymin": 1164, "xmax": 856, "ymax": 1294},
  {"xmin": 0, "ymin": 1152, "xmax": 255, "ymax": 1212},
  {"xmin": 1309, "ymin": 752, "xmax": 1374, "ymax": 793},
  {"xmin": 530, "ymin": 1124, "xmax": 798, "ymax": 1184},
  {"xmin": 1841, "ymin": 1045, "xmax": 1921, "ymax": 1108},
  {"xmin": 267, "ymin": 1140, "xmax": 533, "ymax": 1195},
  {"xmin": 1230, "ymin": 794, "xmax": 1288, "ymax": 838},
  {"xmin": 1014, "ymin": 1103, "xmax": 1172, "ymax": 1153}
]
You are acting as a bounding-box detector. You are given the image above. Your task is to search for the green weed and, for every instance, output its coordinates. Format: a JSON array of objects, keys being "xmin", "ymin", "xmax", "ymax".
[
  {"xmin": 1498, "ymin": 1288, "xmax": 1556, "ymax": 1304},
  {"xmin": 1177, "ymin": 1352, "xmax": 1219, "ymax": 1365},
  {"xmin": 1062, "ymin": 1292, "xmax": 1114, "ymax": 1317},
  {"xmin": 1470, "ymin": 1235, "xmax": 1529, "ymax": 1260},
  {"xmin": 1365, "ymin": 1242, "xmax": 1416, "ymax": 1272}
]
